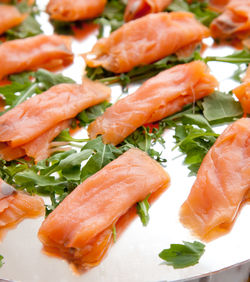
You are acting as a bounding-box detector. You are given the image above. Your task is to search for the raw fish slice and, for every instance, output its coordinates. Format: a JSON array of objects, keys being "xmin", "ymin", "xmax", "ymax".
[
  {"xmin": 124, "ymin": 0, "xmax": 172, "ymax": 22},
  {"xmin": 233, "ymin": 65, "xmax": 250, "ymax": 114},
  {"xmin": 209, "ymin": 0, "xmax": 230, "ymax": 12},
  {"xmin": 46, "ymin": 0, "xmax": 107, "ymax": 22},
  {"xmin": 0, "ymin": 5, "xmax": 26, "ymax": 35},
  {"xmin": 0, "ymin": 179, "xmax": 45, "ymax": 240},
  {"xmin": 210, "ymin": 0, "xmax": 250, "ymax": 40},
  {"xmin": 88, "ymin": 61, "xmax": 218, "ymax": 145},
  {"xmin": 0, "ymin": 34, "xmax": 73, "ymax": 80},
  {"xmin": 84, "ymin": 12, "xmax": 210, "ymax": 73},
  {"xmin": 38, "ymin": 148, "xmax": 170, "ymax": 270},
  {"xmin": 180, "ymin": 118, "xmax": 250, "ymax": 241},
  {"xmin": 0, "ymin": 78, "xmax": 110, "ymax": 148}
]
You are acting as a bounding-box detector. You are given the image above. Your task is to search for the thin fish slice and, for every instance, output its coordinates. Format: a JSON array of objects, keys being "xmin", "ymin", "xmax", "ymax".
[
  {"xmin": 88, "ymin": 61, "xmax": 218, "ymax": 145},
  {"xmin": 38, "ymin": 148, "xmax": 170, "ymax": 270},
  {"xmin": 180, "ymin": 118, "xmax": 250, "ymax": 241},
  {"xmin": 0, "ymin": 78, "xmax": 110, "ymax": 148},
  {"xmin": 84, "ymin": 12, "xmax": 210, "ymax": 73},
  {"xmin": 0, "ymin": 4, "xmax": 26, "ymax": 35},
  {"xmin": 46, "ymin": 0, "xmax": 107, "ymax": 22},
  {"xmin": 233, "ymin": 65, "xmax": 250, "ymax": 114},
  {"xmin": 124, "ymin": 0, "xmax": 172, "ymax": 22},
  {"xmin": 0, "ymin": 34, "xmax": 73, "ymax": 80}
]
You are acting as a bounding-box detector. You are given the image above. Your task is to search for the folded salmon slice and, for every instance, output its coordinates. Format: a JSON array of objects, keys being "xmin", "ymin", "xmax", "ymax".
[
  {"xmin": 0, "ymin": 34, "xmax": 73, "ymax": 80},
  {"xmin": 0, "ymin": 78, "xmax": 110, "ymax": 151},
  {"xmin": 233, "ymin": 65, "xmax": 250, "ymax": 114},
  {"xmin": 210, "ymin": 0, "xmax": 250, "ymax": 40},
  {"xmin": 0, "ymin": 4, "xmax": 26, "ymax": 35},
  {"xmin": 38, "ymin": 148, "xmax": 170, "ymax": 270},
  {"xmin": 0, "ymin": 179, "xmax": 45, "ymax": 240},
  {"xmin": 180, "ymin": 118, "xmax": 250, "ymax": 241},
  {"xmin": 209, "ymin": 0, "xmax": 230, "ymax": 12},
  {"xmin": 84, "ymin": 12, "xmax": 210, "ymax": 73},
  {"xmin": 46, "ymin": 0, "xmax": 107, "ymax": 22},
  {"xmin": 124, "ymin": 0, "xmax": 172, "ymax": 22},
  {"xmin": 88, "ymin": 61, "xmax": 218, "ymax": 145}
]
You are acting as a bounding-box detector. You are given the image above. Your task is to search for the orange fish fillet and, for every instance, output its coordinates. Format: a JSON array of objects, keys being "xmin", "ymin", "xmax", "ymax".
[
  {"xmin": 0, "ymin": 179, "xmax": 45, "ymax": 240},
  {"xmin": 210, "ymin": 0, "xmax": 250, "ymax": 40},
  {"xmin": 84, "ymin": 12, "xmax": 210, "ymax": 73},
  {"xmin": 180, "ymin": 118, "xmax": 250, "ymax": 241},
  {"xmin": 209, "ymin": 0, "xmax": 230, "ymax": 12},
  {"xmin": 0, "ymin": 34, "xmax": 73, "ymax": 80},
  {"xmin": 233, "ymin": 65, "xmax": 250, "ymax": 114},
  {"xmin": 124, "ymin": 0, "xmax": 172, "ymax": 22},
  {"xmin": 0, "ymin": 78, "xmax": 110, "ymax": 149},
  {"xmin": 38, "ymin": 148, "xmax": 170, "ymax": 270},
  {"xmin": 88, "ymin": 61, "xmax": 218, "ymax": 145},
  {"xmin": 0, "ymin": 5, "xmax": 26, "ymax": 35},
  {"xmin": 46, "ymin": 0, "xmax": 107, "ymax": 22}
]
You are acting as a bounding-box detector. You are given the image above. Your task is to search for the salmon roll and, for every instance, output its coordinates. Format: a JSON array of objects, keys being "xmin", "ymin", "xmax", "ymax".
[
  {"xmin": 38, "ymin": 148, "xmax": 170, "ymax": 270},
  {"xmin": 88, "ymin": 61, "xmax": 218, "ymax": 145},
  {"xmin": 210, "ymin": 0, "xmax": 250, "ymax": 40},
  {"xmin": 0, "ymin": 5, "xmax": 26, "ymax": 35},
  {"xmin": 180, "ymin": 118, "xmax": 250, "ymax": 241},
  {"xmin": 233, "ymin": 65, "xmax": 250, "ymax": 114},
  {"xmin": 0, "ymin": 179, "xmax": 45, "ymax": 240},
  {"xmin": 84, "ymin": 12, "xmax": 210, "ymax": 73},
  {"xmin": 0, "ymin": 34, "xmax": 73, "ymax": 80},
  {"xmin": 46, "ymin": 0, "xmax": 107, "ymax": 22},
  {"xmin": 124, "ymin": 0, "xmax": 172, "ymax": 22}
]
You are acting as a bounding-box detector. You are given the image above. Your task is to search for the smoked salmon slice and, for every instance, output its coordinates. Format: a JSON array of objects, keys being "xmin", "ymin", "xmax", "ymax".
[
  {"xmin": 233, "ymin": 65, "xmax": 250, "ymax": 114},
  {"xmin": 88, "ymin": 61, "xmax": 218, "ymax": 145},
  {"xmin": 124, "ymin": 0, "xmax": 172, "ymax": 22},
  {"xmin": 0, "ymin": 4, "xmax": 26, "ymax": 35},
  {"xmin": 180, "ymin": 118, "xmax": 250, "ymax": 241},
  {"xmin": 208, "ymin": 0, "xmax": 230, "ymax": 12},
  {"xmin": 0, "ymin": 179, "xmax": 45, "ymax": 240},
  {"xmin": 0, "ymin": 34, "xmax": 73, "ymax": 80},
  {"xmin": 210, "ymin": 0, "xmax": 250, "ymax": 40},
  {"xmin": 46, "ymin": 0, "xmax": 107, "ymax": 22},
  {"xmin": 38, "ymin": 148, "xmax": 170, "ymax": 270},
  {"xmin": 84, "ymin": 12, "xmax": 210, "ymax": 73}
]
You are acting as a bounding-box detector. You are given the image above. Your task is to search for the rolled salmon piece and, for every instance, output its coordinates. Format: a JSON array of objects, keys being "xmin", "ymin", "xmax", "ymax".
[
  {"xmin": 46, "ymin": 0, "xmax": 107, "ymax": 22},
  {"xmin": 0, "ymin": 4, "xmax": 26, "ymax": 35},
  {"xmin": 180, "ymin": 118, "xmax": 250, "ymax": 241},
  {"xmin": 208, "ymin": 0, "xmax": 230, "ymax": 12},
  {"xmin": 210, "ymin": 0, "xmax": 250, "ymax": 40},
  {"xmin": 88, "ymin": 61, "xmax": 218, "ymax": 146},
  {"xmin": 0, "ymin": 179, "xmax": 45, "ymax": 240},
  {"xmin": 38, "ymin": 148, "xmax": 170, "ymax": 270},
  {"xmin": 124, "ymin": 0, "xmax": 172, "ymax": 22},
  {"xmin": 0, "ymin": 34, "xmax": 73, "ymax": 80},
  {"xmin": 233, "ymin": 65, "xmax": 250, "ymax": 114},
  {"xmin": 84, "ymin": 12, "xmax": 210, "ymax": 73},
  {"xmin": 0, "ymin": 78, "xmax": 111, "ymax": 149}
]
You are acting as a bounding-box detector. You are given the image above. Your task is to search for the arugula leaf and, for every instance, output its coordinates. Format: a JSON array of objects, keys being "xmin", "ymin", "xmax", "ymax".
[
  {"xmin": 136, "ymin": 195, "xmax": 150, "ymax": 226},
  {"xmin": 167, "ymin": 0, "xmax": 218, "ymax": 26},
  {"xmin": 202, "ymin": 91, "xmax": 243, "ymax": 123},
  {"xmin": 54, "ymin": 128, "xmax": 88, "ymax": 143},
  {"xmin": 0, "ymin": 255, "xmax": 4, "ymax": 268},
  {"xmin": 86, "ymin": 48, "xmax": 199, "ymax": 88},
  {"xmin": 112, "ymin": 225, "xmax": 117, "ymax": 243},
  {"xmin": 159, "ymin": 241, "xmax": 205, "ymax": 268},
  {"xmin": 205, "ymin": 48, "xmax": 250, "ymax": 64},
  {"xmin": 50, "ymin": 20, "xmax": 75, "ymax": 35},
  {"xmin": 95, "ymin": 0, "xmax": 125, "ymax": 38}
]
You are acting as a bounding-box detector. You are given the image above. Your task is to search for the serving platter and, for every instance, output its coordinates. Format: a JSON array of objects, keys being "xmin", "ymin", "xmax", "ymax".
[{"xmin": 0, "ymin": 1, "xmax": 249, "ymax": 281}]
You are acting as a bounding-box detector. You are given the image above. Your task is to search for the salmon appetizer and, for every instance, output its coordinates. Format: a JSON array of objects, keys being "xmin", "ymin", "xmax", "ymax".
[
  {"xmin": 209, "ymin": 0, "xmax": 230, "ymax": 12},
  {"xmin": 46, "ymin": 0, "xmax": 107, "ymax": 22},
  {"xmin": 88, "ymin": 61, "xmax": 218, "ymax": 145},
  {"xmin": 210, "ymin": 0, "xmax": 250, "ymax": 40},
  {"xmin": 84, "ymin": 12, "xmax": 210, "ymax": 73},
  {"xmin": 0, "ymin": 34, "xmax": 73, "ymax": 80},
  {"xmin": 38, "ymin": 148, "xmax": 170, "ymax": 270},
  {"xmin": 124, "ymin": 0, "xmax": 172, "ymax": 22},
  {"xmin": 233, "ymin": 65, "xmax": 250, "ymax": 114},
  {"xmin": 0, "ymin": 4, "xmax": 26, "ymax": 35},
  {"xmin": 180, "ymin": 118, "xmax": 250, "ymax": 241},
  {"xmin": 0, "ymin": 179, "xmax": 45, "ymax": 240},
  {"xmin": 0, "ymin": 78, "xmax": 110, "ymax": 161}
]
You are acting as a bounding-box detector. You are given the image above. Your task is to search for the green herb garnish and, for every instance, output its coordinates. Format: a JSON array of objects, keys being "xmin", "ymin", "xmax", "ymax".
[
  {"xmin": 0, "ymin": 255, "xmax": 4, "ymax": 267},
  {"xmin": 136, "ymin": 195, "xmax": 150, "ymax": 226}
]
